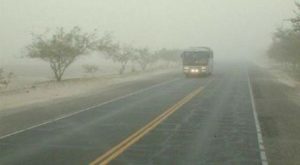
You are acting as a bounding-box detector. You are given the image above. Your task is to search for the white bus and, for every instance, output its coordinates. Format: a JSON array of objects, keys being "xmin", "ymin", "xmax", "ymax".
[{"xmin": 181, "ymin": 47, "xmax": 214, "ymax": 77}]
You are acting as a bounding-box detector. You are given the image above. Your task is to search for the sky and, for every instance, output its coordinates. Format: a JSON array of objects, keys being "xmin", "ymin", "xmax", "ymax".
[{"xmin": 0, "ymin": 0, "xmax": 297, "ymax": 64}]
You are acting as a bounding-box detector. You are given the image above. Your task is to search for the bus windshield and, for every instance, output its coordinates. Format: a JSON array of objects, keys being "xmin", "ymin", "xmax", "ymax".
[{"xmin": 182, "ymin": 51, "xmax": 210, "ymax": 65}]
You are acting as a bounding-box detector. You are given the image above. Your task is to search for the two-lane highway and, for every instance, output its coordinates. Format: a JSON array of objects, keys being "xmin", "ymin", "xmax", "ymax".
[
  {"xmin": 109, "ymin": 63, "xmax": 264, "ymax": 165},
  {"xmin": 0, "ymin": 62, "xmax": 265, "ymax": 165}
]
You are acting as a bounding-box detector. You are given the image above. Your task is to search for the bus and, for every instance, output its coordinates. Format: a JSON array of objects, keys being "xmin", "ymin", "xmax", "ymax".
[{"xmin": 181, "ymin": 47, "xmax": 214, "ymax": 77}]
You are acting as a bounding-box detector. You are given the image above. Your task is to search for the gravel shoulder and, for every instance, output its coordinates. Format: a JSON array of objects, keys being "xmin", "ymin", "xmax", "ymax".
[{"xmin": 249, "ymin": 64, "xmax": 300, "ymax": 165}]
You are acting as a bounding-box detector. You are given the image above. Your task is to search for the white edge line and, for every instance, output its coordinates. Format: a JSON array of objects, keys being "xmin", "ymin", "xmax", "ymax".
[
  {"xmin": 247, "ymin": 73, "xmax": 269, "ymax": 165},
  {"xmin": 0, "ymin": 78, "xmax": 180, "ymax": 140}
]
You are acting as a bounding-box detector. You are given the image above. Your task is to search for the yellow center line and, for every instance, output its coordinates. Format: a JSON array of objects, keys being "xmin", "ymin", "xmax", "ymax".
[{"xmin": 90, "ymin": 86, "xmax": 205, "ymax": 165}]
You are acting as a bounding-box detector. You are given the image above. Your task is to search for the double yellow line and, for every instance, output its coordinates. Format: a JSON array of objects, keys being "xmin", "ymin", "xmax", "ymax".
[{"xmin": 90, "ymin": 86, "xmax": 205, "ymax": 165}]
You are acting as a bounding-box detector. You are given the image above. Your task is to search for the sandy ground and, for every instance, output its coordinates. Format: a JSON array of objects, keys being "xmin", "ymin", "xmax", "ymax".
[
  {"xmin": 0, "ymin": 68, "xmax": 178, "ymax": 111},
  {"xmin": 251, "ymin": 59, "xmax": 300, "ymax": 165},
  {"xmin": 253, "ymin": 58, "xmax": 300, "ymax": 88}
]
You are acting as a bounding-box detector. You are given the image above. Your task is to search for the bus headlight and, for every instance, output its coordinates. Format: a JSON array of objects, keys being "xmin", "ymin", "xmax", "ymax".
[{"xmin": 191, "ymin": 69, "xmax": 199, "ymax": 73}]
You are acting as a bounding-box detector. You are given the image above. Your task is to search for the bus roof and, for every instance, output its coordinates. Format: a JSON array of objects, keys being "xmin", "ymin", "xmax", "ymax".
[{"xmin": 184, "ymin": 47, "xmax": 212, "ymax": 52}]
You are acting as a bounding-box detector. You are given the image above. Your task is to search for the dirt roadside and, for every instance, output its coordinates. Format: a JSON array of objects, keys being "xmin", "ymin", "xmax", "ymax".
[
  {"xmin": 250, "ymin": 63, "xmax": 300, "ymax": 165},
  {"xmin": 0, "ymin": 69, "xmax": 179, "ymax": 111}
]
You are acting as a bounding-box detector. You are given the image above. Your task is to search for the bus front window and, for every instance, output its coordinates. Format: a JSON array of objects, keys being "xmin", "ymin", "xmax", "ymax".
[{"xmin": 182, "ymin": 52, "xmax": 209, "ymax": 66}]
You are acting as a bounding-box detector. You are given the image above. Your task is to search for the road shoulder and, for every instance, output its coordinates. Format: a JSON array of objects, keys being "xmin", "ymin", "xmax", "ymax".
[
  {"xmin": 249, "ymin": 65, "xmax": 300, "ymax": 165},
  {"xmin": 0, "ymin": 71, "xmax": 180, "ymax": 138}
]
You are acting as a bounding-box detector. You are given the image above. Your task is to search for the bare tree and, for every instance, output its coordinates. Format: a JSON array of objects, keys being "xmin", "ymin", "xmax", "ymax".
[
  {"xmin": 0, "ymin": 68, "xmax": 14, "ymax": 89},
  {"xmin": 96, "ymin": 36, "xmax": 134, "ymax": 74},
  {"xmin": 96, "ymin": 33, "xmax": 119, "ymax": 53},
  {"xmin": 0, "ymin": 68, "xmax": 5, "ymax": 88},
  {"xmin": 0, "ymin": 68, "xmax": 4, "ymax": 82},
  {"xmin": 291, "ymin": 2, "xmax": 300, "ymax": 31},
  {"xmin": 135, "ymin": 48, "xmax": 154, "ymax": 71},
  {"xmin": 268, "ymin": 4, "xmax": 300, "ymax": 73},
  {"xmin": 82, "ymin": 64, "xmax": 99, "ymax": 76},
  {"xmin": 26, "ymin": 27, "xmax": 96, "ymax": 81},
  {"xmin": 155, "ymin": 48, "xmax": 181, "ymax": 67},
  {"xmin": 110, "ymin": 45, "xmax": 134, "ymax": 74}
]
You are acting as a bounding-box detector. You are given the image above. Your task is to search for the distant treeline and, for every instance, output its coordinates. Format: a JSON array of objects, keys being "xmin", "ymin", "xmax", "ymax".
[
  {"xmin": 268, "ymin": 3, "xmax": 300, "ymax": 73},
  {"xmin": 26, "ymin": 27, "xmax": 182, "ymax": 81}
]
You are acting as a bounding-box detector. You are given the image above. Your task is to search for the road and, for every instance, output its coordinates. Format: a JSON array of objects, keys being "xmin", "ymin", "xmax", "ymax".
[{"xmin": 0, "ymin": 61, "xmax": 298, "ymax": 165}]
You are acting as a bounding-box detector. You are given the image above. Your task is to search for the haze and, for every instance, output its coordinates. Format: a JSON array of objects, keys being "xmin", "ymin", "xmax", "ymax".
[
  {"xmin": 0, "ymin": 0, "xmax": 296, "ymax": 64},
  {"xmin": 2, "ymin": 1, "xmax": 300, "ymax": 164}
]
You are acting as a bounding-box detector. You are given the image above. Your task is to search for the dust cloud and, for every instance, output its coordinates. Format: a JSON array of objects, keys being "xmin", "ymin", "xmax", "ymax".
[{"xmin": 0, "ymin": 0, "xmax": 296, "ymax": 83}]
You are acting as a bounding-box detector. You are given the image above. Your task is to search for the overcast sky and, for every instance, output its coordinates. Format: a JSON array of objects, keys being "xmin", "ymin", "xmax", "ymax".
[{"xmin": 0, "ymin": 0, "xmax": 297, "ymax": 64}]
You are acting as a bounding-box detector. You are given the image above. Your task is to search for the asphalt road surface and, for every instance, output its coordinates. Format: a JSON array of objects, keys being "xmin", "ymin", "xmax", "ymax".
[{"xmin": 0, "ymin": 61, "xmax": 289, "ymax": 165}]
